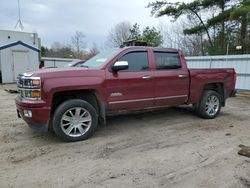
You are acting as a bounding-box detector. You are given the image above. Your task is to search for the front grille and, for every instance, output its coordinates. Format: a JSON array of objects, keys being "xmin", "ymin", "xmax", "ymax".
[{"xmin": 17, "ymin": 74, "xmax": 24, "ymax": 88}]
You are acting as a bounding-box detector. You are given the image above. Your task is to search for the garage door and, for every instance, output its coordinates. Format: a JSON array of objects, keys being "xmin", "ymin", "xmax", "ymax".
[{"xmin": 12, "ymin": 51, "xmax": 29, "ymax": 81}]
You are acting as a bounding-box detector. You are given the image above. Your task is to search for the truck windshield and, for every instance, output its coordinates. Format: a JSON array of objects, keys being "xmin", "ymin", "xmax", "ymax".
[{"xmin": 81, "ymin": 49, "xmax": 121, "ymax": 68}]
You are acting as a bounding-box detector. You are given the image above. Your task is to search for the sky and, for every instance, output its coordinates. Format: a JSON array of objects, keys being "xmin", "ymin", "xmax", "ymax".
[{"xmin": 0, "ymin": 0, "xmax": 186, "ymax": 48}]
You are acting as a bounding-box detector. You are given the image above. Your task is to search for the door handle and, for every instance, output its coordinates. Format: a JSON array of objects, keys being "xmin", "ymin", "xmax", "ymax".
[
  {"xmin": 142, "ymin": 75, "xmax": 152, "ymax": 80},
  {"xmin": 178, "ymin": 74, "xmax": 188, "ymax": 78}
]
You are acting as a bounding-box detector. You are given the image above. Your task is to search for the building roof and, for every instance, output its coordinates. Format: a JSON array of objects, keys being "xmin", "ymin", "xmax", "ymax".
[{"xmin": 0, "ymin": 41, "xmax": 40, "ymax": 52}]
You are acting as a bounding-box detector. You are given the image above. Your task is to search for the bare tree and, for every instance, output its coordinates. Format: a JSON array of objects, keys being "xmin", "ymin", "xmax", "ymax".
[
  {"xmin": 71, "ymin": 31, "xmax": 86, "ymax": 58},
  {"xmin": 89, "ymin": 43, "xmax": 99, "ymax": 56},
  {"xmin": 83, "ymin": 43, "xmax": 100, "ymax": 60},
  {"xmin": 158, "ymin": 19, "xmax": 203, "ymax": 56},
  {"xmin": 107, "ymin": 21, "xmax": 131, "ymax": 47}
]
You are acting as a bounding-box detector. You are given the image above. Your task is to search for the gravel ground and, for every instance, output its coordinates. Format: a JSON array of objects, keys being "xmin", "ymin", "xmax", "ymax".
[{"xmin": 0, "ymin": 84, "xmax": 250, "ymax": 188}]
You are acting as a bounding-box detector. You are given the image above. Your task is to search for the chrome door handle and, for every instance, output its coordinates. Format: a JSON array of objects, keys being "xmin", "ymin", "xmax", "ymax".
[
  {"xmin": 179, "ymin": 74, "xmax": 188, "ymax": 78},
  {"xmin": 142, "ymin": 75, "xmax": 152, "ymax": 80}
]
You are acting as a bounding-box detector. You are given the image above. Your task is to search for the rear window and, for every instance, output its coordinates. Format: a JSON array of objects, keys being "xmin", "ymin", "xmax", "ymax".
[{"xmin": 154, "ymin": 52, "xmax": 181, "ymax": 70}]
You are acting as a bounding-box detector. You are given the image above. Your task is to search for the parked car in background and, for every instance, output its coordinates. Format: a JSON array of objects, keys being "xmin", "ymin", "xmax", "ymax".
[{"xmin": 15, "ymin": 47, "xmax": 236, "ymax": 142}]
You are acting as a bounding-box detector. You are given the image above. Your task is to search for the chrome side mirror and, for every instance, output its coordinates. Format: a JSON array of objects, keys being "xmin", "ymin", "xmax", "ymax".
[{"xmin": 112, "ymin": 61, "xmax": 128, "ymax": 71}]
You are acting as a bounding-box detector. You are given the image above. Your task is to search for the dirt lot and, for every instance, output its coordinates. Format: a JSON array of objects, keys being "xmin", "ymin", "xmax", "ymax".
[{"xmin": 0, "ymin": 85, "xmax": 250, "ymax": 188}]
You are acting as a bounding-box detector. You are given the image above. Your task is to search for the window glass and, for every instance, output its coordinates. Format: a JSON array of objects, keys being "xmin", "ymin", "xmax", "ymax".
[
  {"xmin": 82, "ymin": 49, "xmax": 121, "ymax": 68},
  {"xmin": 118, "ymin": 51, "xmax": 149, "ymax": 71},
  {"xmin": 154, "ymin": 52, "xmax": 181, "ymax": 69}
]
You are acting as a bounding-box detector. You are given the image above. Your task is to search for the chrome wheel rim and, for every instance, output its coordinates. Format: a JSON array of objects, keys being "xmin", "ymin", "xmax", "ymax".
[
  {"xmin": 61, "ymin": 107, "xmax": 92, "ymax": 137},
  {"xmin": 205, "ymin": 95, "xmax": 219, "ymax": 116}
]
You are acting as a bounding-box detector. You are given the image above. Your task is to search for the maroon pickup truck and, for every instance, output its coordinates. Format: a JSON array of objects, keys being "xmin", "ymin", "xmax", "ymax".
[{"xmin": 15, "ymin": 47, "xmax": 236, "ymax": 142}]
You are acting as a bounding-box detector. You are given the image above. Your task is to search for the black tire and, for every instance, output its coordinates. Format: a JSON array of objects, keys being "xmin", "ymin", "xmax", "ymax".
[
  {"xmin": 195, "ymin": 90, "xmax": 222, "ymax": 119},
  {"xmin": 53, "ymin": 99, "xmax": 98, "ymax": 142}
]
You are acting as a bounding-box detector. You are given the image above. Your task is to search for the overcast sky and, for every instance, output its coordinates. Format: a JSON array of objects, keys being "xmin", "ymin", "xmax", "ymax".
[{"xmin": 0, "ymin": 0, "xmax": 187, "ymax": 48}]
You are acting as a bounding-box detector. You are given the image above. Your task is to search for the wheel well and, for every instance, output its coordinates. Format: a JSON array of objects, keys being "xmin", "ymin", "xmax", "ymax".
[
  {"xmin": 203, "ymin": 83, "xmax": 225, "ymax": 105},
  {"xmin": 51, "ymin": 90, "xmax": 100, "ymax": 116}
]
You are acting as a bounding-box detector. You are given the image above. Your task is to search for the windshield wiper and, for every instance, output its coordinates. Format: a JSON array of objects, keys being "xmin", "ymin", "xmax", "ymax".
[{"xmin": 80, "ymin": 65, "xmax": 89, "ymax": 68}]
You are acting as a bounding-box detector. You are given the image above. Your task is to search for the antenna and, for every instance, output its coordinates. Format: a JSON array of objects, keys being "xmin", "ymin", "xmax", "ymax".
[{"xmin": 15, "ymin": 0, "xmax": 24, "ymax": 31}]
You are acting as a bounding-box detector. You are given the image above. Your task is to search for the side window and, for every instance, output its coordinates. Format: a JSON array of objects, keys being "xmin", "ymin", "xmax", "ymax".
[
  {"xmin": 154, "ymin": 52, "xmax": 181, "ymax": 70},
  {"xmin": 118, "ymin": 51, "xmax": 149, "ymax": 71}
]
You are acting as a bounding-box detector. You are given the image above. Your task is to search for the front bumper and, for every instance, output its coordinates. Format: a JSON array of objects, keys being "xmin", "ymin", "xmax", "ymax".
[{"xmin": 15, "ymin": 96, "xmax": 51, "ymax": 132}]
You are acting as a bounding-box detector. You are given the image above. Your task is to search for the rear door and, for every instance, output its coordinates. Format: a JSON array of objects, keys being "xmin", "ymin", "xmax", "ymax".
[
  {"xmin": 106, "ymin": 50, "xmax": 154, "ymax": 112},
  {"xmin": 152, "ymin": 51, "xmax": 189, "ymax": 106}
]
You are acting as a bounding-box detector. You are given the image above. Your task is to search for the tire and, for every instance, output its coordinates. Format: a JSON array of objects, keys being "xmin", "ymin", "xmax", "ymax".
[
  {"xmin": 53, "ymin": 99, "xmax": 98, "ymax": 142},
  {"xmin": 195, "ymin": 90, "xmax": 222, "ymax": 119}
]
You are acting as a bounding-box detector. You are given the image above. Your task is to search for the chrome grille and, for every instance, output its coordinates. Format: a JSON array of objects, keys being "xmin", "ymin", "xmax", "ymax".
[{"xmin": 17, "ymin": 74, "xmax": 24, "ymax": 88}]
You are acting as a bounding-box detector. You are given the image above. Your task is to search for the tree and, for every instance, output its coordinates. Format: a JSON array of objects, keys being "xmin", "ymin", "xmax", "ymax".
[
  {"xmin": 107, "ymin": 22, "xmax": 163, "ymax": 47},
  {"xmin": 230, "ymin": 0, "xmax": 250, "ymax": 53},
  {"xmin": 148, "ymin": 0, "xmax": 250, "ymax": 55},
  {"xmin": 129, "ymin": 23, "xmax": 163, "ymax": 47},
  {"xmin": 43, "ymin": 42, "xmax": 75, "ymax": 58},
  {"xmin": 142, "ymin": 26, "xmax": 163, "ymax": 47},
  {"xmin": 40, "ymin": 46, "xmax": 47, "ymax": 56},
  {"xmin": 107, "ymin": 21, "xmax": 131, "ymax": 47},
  {"xmin": 83, "ymin": 43, "xmax": 100, "ymax": 60},
  {"xmin": 158, "ymin": 20, "xmax": 203, "ymax": 55},
  {"xmin": 201, "ymin": 0, "xmax": 232, "ymax": 54},
  {"xmin": 71, "ymin": 31, "xmax": 86, "ymax": 58},
  {"xmin": 148, "ymin": 1, "xmax": 213, "ymax": 50},
  {"xmin": 129, "ymin": 23, "xmax": 142, "ymax": 39}
]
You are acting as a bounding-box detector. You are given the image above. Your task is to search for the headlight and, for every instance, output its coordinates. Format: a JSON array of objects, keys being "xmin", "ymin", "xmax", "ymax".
[
  {"xmin": 22, "ymin": 90, "xmax": 41, "ymax": 98},
  {"xmin": 23, "ymin": 78, "xmax": 41, "ymax": 88},
  {"xmin": 17, "ymin": 76, "xmax": 41, "ymax": 100}
]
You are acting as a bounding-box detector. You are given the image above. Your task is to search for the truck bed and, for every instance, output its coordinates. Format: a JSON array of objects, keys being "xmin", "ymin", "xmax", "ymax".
[{"xmin": 188, "ymin": 68, "xmax": 236, "ymax": 104}]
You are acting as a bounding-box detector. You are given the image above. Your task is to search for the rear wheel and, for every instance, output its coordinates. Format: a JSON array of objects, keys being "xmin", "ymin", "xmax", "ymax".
[
  {"xmin": 53, "ymin": 99, "xmax": 98, "ymax": 142},
  {"xmin": 195, "ymin": 90, "xmax": 222, "ymax": 119}
]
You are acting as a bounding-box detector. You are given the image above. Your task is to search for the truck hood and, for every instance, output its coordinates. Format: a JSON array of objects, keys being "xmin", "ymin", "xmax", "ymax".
[{"xmin": 25, "ymin": 67, "xmax": 105, "ymax": 79}]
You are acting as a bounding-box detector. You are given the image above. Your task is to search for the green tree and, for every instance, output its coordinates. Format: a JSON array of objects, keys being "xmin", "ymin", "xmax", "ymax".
[
  {"xmin": 148, "ymin": 0, "xmax": 213, "ymax": 48},
  {"xmin": 129, "ymin": 23, "xmax": 163, "ymax": 47},
  {"xmin": 202, "ymin": 0, "xmax": 232, "ymax": 54},
  {"xmin": 148, "ymin": 0, "xmax": 250, "ymax": 55},
  {"xmin": 40, "ymin": 46, "xmax": 47, "ymax": 56},
  {"xmin": 129, "ymin": 23, "xmax": 141, "ymax": 39},
  {"xmin": 230, "ymin": 0, "xmax": 250, "ymax": 53},
  {"xmin": 142, "ymin": 26, "xmax": 163, "ymax": 47}
]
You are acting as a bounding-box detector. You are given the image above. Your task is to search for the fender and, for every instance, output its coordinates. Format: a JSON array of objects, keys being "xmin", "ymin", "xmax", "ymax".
[{"xmin": 42, "ymin": 76, "xmax": 106, "ymax": 107}]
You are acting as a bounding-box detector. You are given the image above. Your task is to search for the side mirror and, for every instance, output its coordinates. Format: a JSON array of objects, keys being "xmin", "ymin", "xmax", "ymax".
[{"xmin": 112, "ymin": 61, "xmax": 128, "ymax": 72}]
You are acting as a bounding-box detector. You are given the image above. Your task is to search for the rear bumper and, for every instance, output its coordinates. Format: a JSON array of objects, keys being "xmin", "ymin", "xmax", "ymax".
[{"xmin": 15, "ymin": 96, "xmax": 51, "ymax": 132}]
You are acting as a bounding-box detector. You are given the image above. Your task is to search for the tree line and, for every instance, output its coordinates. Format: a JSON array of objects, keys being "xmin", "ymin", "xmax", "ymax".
[
  {"xmin": 107, "ymin": 22, "xmax": 163, "ymax": 47},
  {"xmin": 148, "ymin": 0, "xmax": 250, "ymax": 55},
  {"xmin": 41, "ymin": 31, "xmax": 99, "ymax": 60},
  {"xmin": 42, "ymin": 0, "xmax": 249, "ymax": 58}
]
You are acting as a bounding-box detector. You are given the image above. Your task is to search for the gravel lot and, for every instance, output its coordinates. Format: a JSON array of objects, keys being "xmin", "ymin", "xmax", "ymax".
[{"xmin": 0, "ymin": 84, "xmax": 250, "ymax": 188}]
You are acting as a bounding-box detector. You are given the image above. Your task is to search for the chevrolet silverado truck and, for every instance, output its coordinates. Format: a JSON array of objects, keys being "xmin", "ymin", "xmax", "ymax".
[{"xmin": 15, "ymin": 47, "xmax": 236, "ymax": 142}]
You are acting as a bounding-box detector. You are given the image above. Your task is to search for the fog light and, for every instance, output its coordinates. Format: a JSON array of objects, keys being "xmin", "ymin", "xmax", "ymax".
[{"xmin": 23, "ymin": 110, "xmax": 32, "ymax": 117}]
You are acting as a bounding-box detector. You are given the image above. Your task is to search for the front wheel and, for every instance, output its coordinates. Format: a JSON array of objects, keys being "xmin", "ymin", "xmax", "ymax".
[
  {"xmin": 195, "ymin": 90, "xmax": 222, "ymax": 119},
  {"xmin": 53, "ymin": 99, "xmax": 98, "ymax": 142}
]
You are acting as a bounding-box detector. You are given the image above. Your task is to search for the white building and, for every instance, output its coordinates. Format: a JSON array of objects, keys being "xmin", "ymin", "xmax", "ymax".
[{"xmin": 0, "ymin": 30, "xmax": 40, "ymax": 83}]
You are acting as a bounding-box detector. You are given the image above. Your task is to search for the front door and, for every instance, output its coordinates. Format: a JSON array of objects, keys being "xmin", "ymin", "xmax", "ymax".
[{"xmin": 106, "ymin": 50, "xmax": 154, "ymax": 112}]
